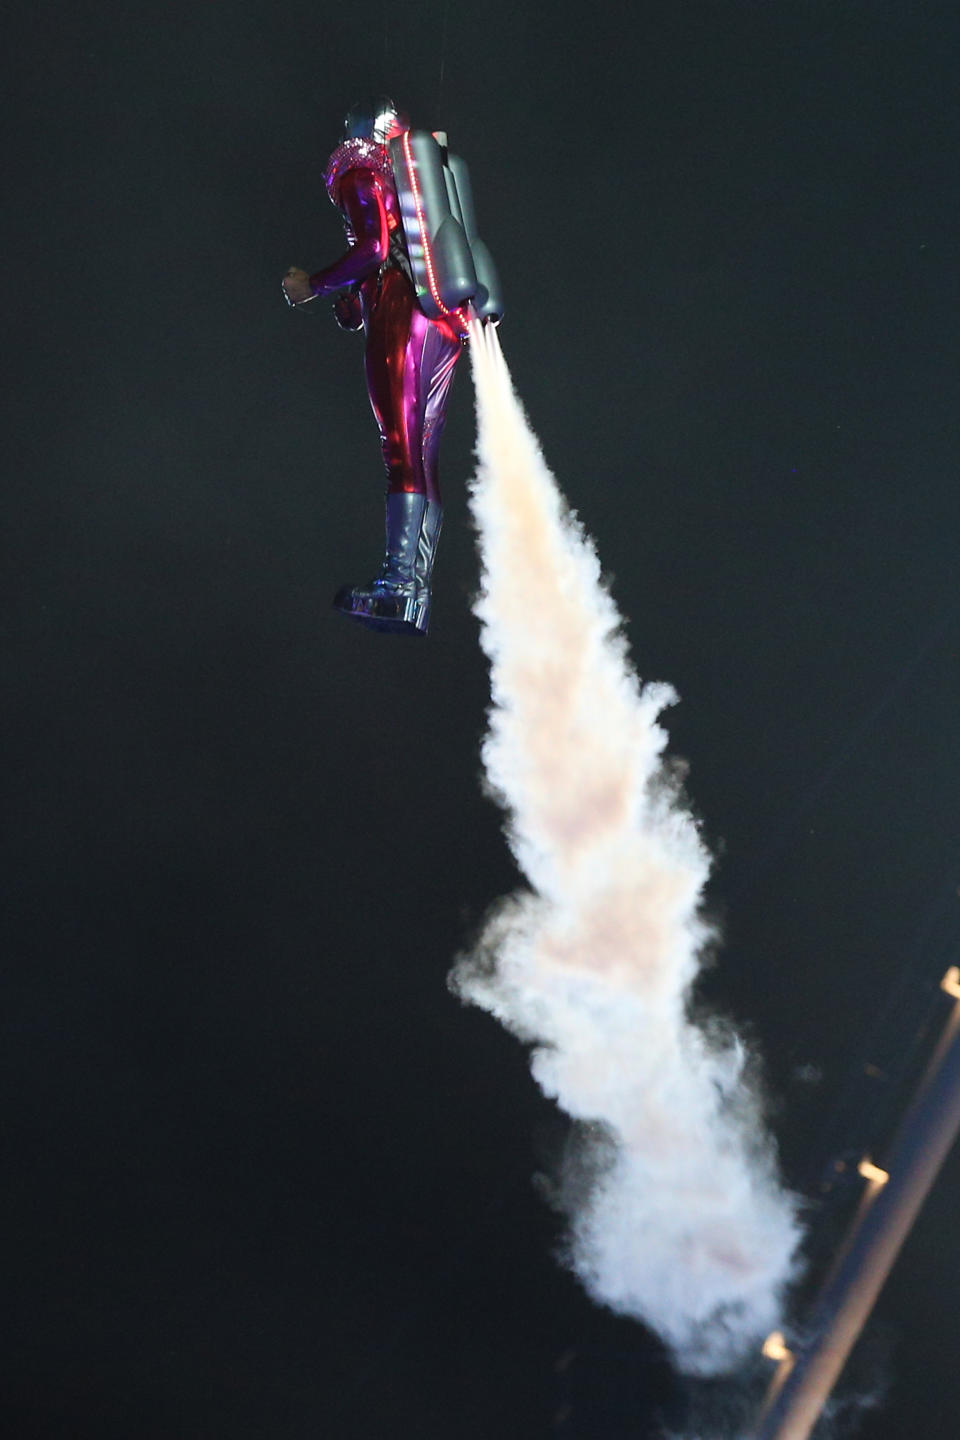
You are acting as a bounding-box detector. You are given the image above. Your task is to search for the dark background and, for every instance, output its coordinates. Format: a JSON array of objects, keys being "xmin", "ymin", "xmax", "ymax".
[{"xmin": 4, "ymin": 1, "xmax": 960, "ymax": 1435}]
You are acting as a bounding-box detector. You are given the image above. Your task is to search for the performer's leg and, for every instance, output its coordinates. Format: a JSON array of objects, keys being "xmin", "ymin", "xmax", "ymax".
[
  {"xmin": 412, "ymin": 314, "xmax": 462, "ymax": 611},
  {"xmin": 363, "ymin": 268, "xmax": 462, "ymax": 500},
  {"xmin": 419, "ymin": 321, "xmax": 462, "ymax": 505},
  {"xmin": 363, "ymin": 267, "xmax": 426, "ymax": 495},
  {"xmin": 333, "ymin": 272, "xmax": 462, "ymax": 634}
]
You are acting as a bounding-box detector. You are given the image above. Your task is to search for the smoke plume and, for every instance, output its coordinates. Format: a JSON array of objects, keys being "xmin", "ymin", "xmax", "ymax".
[{"xmin": 450, "ymin": 320, "xmax": 801, "ymax": 1374}]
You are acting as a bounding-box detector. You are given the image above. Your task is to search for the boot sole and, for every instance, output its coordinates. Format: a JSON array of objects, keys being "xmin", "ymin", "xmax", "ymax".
[{"xmin": 332, "ymin": 586, "xmax": 431, "ymax": 636}]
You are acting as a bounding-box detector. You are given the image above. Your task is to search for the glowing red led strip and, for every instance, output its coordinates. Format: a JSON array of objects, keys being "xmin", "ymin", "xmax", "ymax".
[{"xmin": 401, "ymin": 130, "xmax": 469, "ymax": 335}]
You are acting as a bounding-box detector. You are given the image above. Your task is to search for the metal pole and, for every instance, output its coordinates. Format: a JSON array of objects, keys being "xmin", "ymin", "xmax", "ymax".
[{"xmin": 752, "ymin": 971, "xmax": 960, "ymax": 1440}]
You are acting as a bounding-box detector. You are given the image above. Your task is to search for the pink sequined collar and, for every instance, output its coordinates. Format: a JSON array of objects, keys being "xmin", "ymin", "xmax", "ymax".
[{"xmin": 324, "ymin": 138, "xmax": 394, "ymax": 206}]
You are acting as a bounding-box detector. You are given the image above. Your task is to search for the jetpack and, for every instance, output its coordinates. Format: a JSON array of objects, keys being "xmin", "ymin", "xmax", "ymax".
[{"xmin": 389, "ymin": 129, "xmax": 503, "ymax": 327}]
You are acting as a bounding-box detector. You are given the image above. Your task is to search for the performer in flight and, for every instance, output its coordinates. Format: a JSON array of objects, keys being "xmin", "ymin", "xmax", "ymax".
[{"xmin": 283, "ymin": 98, "xmax": 481, "ymax": 636}]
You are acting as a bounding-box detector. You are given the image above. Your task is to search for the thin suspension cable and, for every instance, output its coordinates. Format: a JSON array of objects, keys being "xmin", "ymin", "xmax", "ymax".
[{"xmin": 435, "ymin": 0, "xmax": 449, "ymax": 120}]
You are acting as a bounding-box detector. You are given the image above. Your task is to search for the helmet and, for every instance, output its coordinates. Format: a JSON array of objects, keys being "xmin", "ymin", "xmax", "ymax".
[{"xmin": 343, "ymin": 97, "xmax": 407, "ymax": 145}]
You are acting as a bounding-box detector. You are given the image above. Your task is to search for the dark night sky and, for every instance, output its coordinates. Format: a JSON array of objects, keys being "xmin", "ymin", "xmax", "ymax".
[{"xmin": 5, "ymin": 2, "xmax": 960, "ymax": 1436}]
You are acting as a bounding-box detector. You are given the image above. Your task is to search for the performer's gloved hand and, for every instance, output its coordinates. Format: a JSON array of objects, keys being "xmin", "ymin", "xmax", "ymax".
[
  {"xmin": 332, "ymin": 288, "xmax": 363, "ymax": 331},
  {"xmin": 282, "ymin": 267, "xmax": 316, "ymax": 307}
]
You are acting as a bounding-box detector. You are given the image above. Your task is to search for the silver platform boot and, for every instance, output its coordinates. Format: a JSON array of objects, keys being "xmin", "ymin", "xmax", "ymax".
[{"xmin": 333, "ymin": 492, "xmax": 443, "ymax": 636}]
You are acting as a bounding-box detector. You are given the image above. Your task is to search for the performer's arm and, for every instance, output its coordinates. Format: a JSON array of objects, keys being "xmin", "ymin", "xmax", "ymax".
[
  {"xmin": 282, "ymin": 169, "xmax": 390, "ymax": 307},
  {"xmin": 309, "ymin": 170, "xmax": 390, "ymax": 295}
]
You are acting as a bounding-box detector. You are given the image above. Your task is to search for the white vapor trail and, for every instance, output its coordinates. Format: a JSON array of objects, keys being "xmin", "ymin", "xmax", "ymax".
[{"xmin": 451, "ymin": 320, "xmax": 801, "ymax": 1375}]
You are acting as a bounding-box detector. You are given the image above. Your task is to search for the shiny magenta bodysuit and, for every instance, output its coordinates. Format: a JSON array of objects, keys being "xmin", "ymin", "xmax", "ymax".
[{"xmin": 308, "ymin": 137, "xmax": 464, "ymax": 505}]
